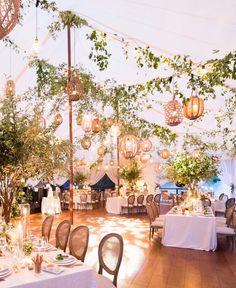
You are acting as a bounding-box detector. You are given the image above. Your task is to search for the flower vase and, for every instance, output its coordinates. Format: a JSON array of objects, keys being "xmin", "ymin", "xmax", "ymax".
[{"xmin": 188, "ymin": 182, "xmax": 199, "ymax": 198}]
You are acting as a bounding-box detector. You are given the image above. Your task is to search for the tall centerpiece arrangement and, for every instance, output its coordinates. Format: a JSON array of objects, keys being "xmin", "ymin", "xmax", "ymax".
[
  {"xmin": 120, "ymin": 159, "xmax": 142, "ymax": 191},
  {"xmin": 165, "ymin": 153, "xmax": 219, "ymax": 197}
]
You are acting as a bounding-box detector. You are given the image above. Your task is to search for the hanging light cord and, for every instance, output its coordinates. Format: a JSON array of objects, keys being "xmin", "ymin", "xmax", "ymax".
[
  {"xmin": 9, "ymin": 47, "xmax": 12, "ymax": 78},
  {"xmin": 35, "ymin": 1, "xmax": 39, "ymax": 40}
]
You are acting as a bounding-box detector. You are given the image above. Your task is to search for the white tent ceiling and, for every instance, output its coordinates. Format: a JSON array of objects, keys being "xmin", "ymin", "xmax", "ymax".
[{"xmin": 0, "ymin": 0, "xmax": 235, "ymax": 162}]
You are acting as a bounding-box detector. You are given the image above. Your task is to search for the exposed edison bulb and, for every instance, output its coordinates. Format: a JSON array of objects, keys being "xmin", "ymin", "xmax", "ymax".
[{"xmin": 33, "ymin": 38, "xmax": 40, "ymax": 54}]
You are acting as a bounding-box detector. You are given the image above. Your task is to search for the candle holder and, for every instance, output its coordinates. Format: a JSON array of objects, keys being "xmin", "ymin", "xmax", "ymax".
[
  {"xmin": 32, "ymin": 254, "xmax": 43, "ymax": 274},
  {"xmin": 19, "ymin": 204, "xmax": 30, "ymax": 239}
]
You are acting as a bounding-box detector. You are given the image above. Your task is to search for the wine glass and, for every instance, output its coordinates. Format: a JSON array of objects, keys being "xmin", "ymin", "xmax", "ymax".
[{"xmin": 0, "ymin": 237, "xmax": 7, "ymax": 256}]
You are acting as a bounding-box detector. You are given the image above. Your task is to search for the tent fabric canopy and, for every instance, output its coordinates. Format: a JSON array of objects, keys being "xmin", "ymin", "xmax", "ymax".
[{"xmin": 90, "ymin": 173, "xmax": 115, "ymax": 191}]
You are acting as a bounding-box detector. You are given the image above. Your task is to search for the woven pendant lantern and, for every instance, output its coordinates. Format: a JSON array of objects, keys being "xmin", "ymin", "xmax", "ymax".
[
  {"xmin": 76, "ymin": 114, "xmax": 83, "ymax": 126},
  {"xmin": 97, "ymin": 146, "xmax": 106, "ymax": 157},
  {"xmin": 82, "ymin": 115, "xmax": 92, "ymax": 132},
  {"xmin": 92, "ymin": 117, "xmax": 101, "ymax": 133},
  {"xmin": 67, "ymin": 73, "xmax": 83, "ymax": 101},
  {"xmin": 191, "ymin": 149, "xmax": 200, "ymax": 158},
  {"xmin": 81, "ymin": 136, "xmax": 91, "ymax": 150},
  {"xmin": 120, "ymin": 134, "xmax": 138, "ymax": 159},
  {"xmin": 140, "ymin": 139, "xmax": 152, "ymax": 152},
  {"xmin": 164, "ymin": 99, "xmax": 183, "ymax": 126},
  {"xmin": 0, "ymin": 0, "xmax": 20, "ymax": 40},
  {"xmin": 4, "ymin": 79, "xmax": 15, "ymax": 96},
  {"xmin": 159, "ymin": 148, "xmax": 170, "ymax": 159},
  {"xmin": 183, "ymin": 95, "xmax": 204, "ymax": 120},
  {"xmin": 53, "ymin": 113, "xmax": 63, "ymax": 125},
  {"xmin": 109, "ymin": 159, "xmax": 114, "ymax": 166},
  {"xmin": 140, "ymin": 153, "xmax": 151, "ymax": 164},
  {"xmin": 106, "ymin": 117, "xmax": 114, "ymax": 128}
]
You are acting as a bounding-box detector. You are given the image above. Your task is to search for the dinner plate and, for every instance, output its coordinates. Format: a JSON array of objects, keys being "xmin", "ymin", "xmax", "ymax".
[
  {"xmin": 51, "ymin": 255, "xmax": 76, "ymax": 266},
  {"xmin": 34, "ymin": 243, "xmax": 52, "ymax": 251},
  {"xmin": 0, "ymin": 267, "xmax": 11, "ymax": 279}
]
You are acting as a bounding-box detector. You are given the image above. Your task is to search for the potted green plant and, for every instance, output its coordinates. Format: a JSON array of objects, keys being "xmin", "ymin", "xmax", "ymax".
[{"xmin": 74, "ymin": 172, "xmax": 88, "ymax": 186}]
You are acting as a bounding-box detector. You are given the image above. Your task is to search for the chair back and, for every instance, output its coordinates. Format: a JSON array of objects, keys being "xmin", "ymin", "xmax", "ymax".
[
  {"xmin": 201, "ymin": 197, "xmax": 211, "ymax": 207},
  {"xmin": 80, "ymin": 193, "xmax": 87, "ymax": 203},
  {"xmin": 42, "ymin": 215, "xmax": 54, "ymax": 241},
  {"xmin": 232, "ymin": 211, "xmax": 236, "ymax": 229},
  {"xmin": 150, "ymin": 201, "xmax": 160, "ymax": 218},
  {"xmin": 154, "ymin": 193, "xmax": 161, "ymax": 204},
  {"xmin": 137, "ymin": 194, "xmax": 144, "ymax": 205},
  {"xmin": 146, "ymin": 204, "xmax": 155, "ymax": 222},
  {"xmin": 69, "ymin": 225, "xmax": 89, "ymax": 262},
  {"xmin": 225, "ymin": 204, "xmax": 235, "ymax": 227},
  {"xmin": 225, "ymin": 198, "xmax": 235, "ymax": 209},
  {"xmin": 127, "ymin": 195, "xmax": 135, "ymax": 205},
  {"xmin": 176, "ymin": 195, "xmax": 184, "ymax": 205},
  {"xmin": 98, "ymin": 233, "xmax": 123, "ymax": 287},
  {"xmin": 146, "ymin": 194, "xmax": 154, "ymax": 204},
  {"xmin": 219, "ymin": 193, "xmax": 224, "ymax": 200},
  {"xmin": 55, "ymin": 220, "xmax": 71, "ymax": 252},
  {"xmin": 64, "ymin": 192, "xmax": 70, "ymax": 203}
]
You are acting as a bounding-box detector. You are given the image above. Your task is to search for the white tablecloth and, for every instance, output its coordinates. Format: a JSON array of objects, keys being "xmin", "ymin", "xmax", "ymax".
[
  {"xmin": 106, "ymin": 196, "xmax": 146, "ymax": 214},
  {"xmin": 41, "ymin": 197, "xmax": 61, "ymax": 214},
  {"xmin": 162, "ymin": 211, "xmax": 217, "ymax": 251},
  {"xmin": 73, "ymin": 194, "xmax": 92, "ymax": 210},
  {"xmin": 1, "ymin": 251, "xmax": 97, "ymax": 288}
]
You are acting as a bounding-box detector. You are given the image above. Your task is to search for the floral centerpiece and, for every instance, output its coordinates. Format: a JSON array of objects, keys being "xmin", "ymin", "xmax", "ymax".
[{"xmin": 165, "ymin": 153, "xmax": 219, "ymax": 197}]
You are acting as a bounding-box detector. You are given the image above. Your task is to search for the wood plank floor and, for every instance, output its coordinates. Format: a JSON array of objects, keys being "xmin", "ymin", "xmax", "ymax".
[{"xmin": 29, "ymin": 206, "xmax": 236, "ymax": 288}]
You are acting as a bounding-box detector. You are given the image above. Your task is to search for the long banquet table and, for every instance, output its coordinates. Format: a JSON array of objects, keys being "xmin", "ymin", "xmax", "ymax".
[
  {"xmin": 162, "ymin": 208, "xmax": 217, "ymax": 251},
  {"xmin": 0, "ymin": 250, "xmax": 97, "ymax": 288}
]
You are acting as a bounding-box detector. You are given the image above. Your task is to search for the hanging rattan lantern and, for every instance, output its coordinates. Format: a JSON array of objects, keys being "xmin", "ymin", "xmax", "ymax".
[
  {"xmin": 92, "ymin": 117, "xmax": 101, "ymax": 133},
  {"xmin": 53, "ymin": 113, "xmax": 63, "ymax": 125},
  {"xmin": 120, "ymin": 134, "xmax": 138, "ymax": 159},
  {"xmin": 76, "ymin": 114, "xmax": 83, "ymax": 126},
  {"xmin": 97, "ymin": 146, "xmax": 106, "ymax": 157},
  {"xmin": 0, "ymin": 0, "xmax": 20, "ymax": 40},
  {"xmin": 4, "ymin": 79, "xmax": 15, "ymax": 96},
  {"xmin": 159, "ymin": 148, "xmax": 170, "ymax": 159},
  {"xmin": 140, "ymin": 153, "xmax": 151, "ymax": 164},
  {"xmin": 109, "ymin": 159, "xmax": 114, "ymax": 166},
  {"xmin": 67, "ymin": 73, "xmax": 83, "ymax": 101},
  {"xmin": 164, "ymin": 99, "xmax": 183, "ymax": 126},
  {"xmin": 140, "ymin": 139, "xmax": 152, "ymax": 152},
  {"xmin": 82, "ymin": 115, "xmax": 92, "ymax": 132},
  {"xmin": 106, "ymin": 117, "xmax": 114, "ymax": 127},
  {"xmin": 191, "ymin": 149, "xmax": 200, "ymax": 158},
  {"xmin": 81, "ymin": 136, "xmax": 91, "ymax": 150},
  {"xmin": 183, "ymin": 95, "xmax": 204, "ymax": 120}
]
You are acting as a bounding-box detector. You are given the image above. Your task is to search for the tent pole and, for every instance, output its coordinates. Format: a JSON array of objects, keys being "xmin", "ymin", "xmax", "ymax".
[{"xmin": 67, "ymin": 24, "xmax": 74, "ymax": 225}]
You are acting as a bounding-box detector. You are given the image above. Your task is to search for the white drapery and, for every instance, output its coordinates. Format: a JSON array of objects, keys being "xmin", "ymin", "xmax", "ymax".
[
  {"xmin": 89, "ymin": 167, "xmax": 121, "ymax": 186},
  {"xmin": 219, "ymin": 159, "xmax": 236, "ymax": 197}
]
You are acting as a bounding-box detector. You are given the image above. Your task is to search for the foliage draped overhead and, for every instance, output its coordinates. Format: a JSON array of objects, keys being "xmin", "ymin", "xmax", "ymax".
[{"xmin": 2, "ymin": 1, "xmax": 236, "ymax": 155}]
